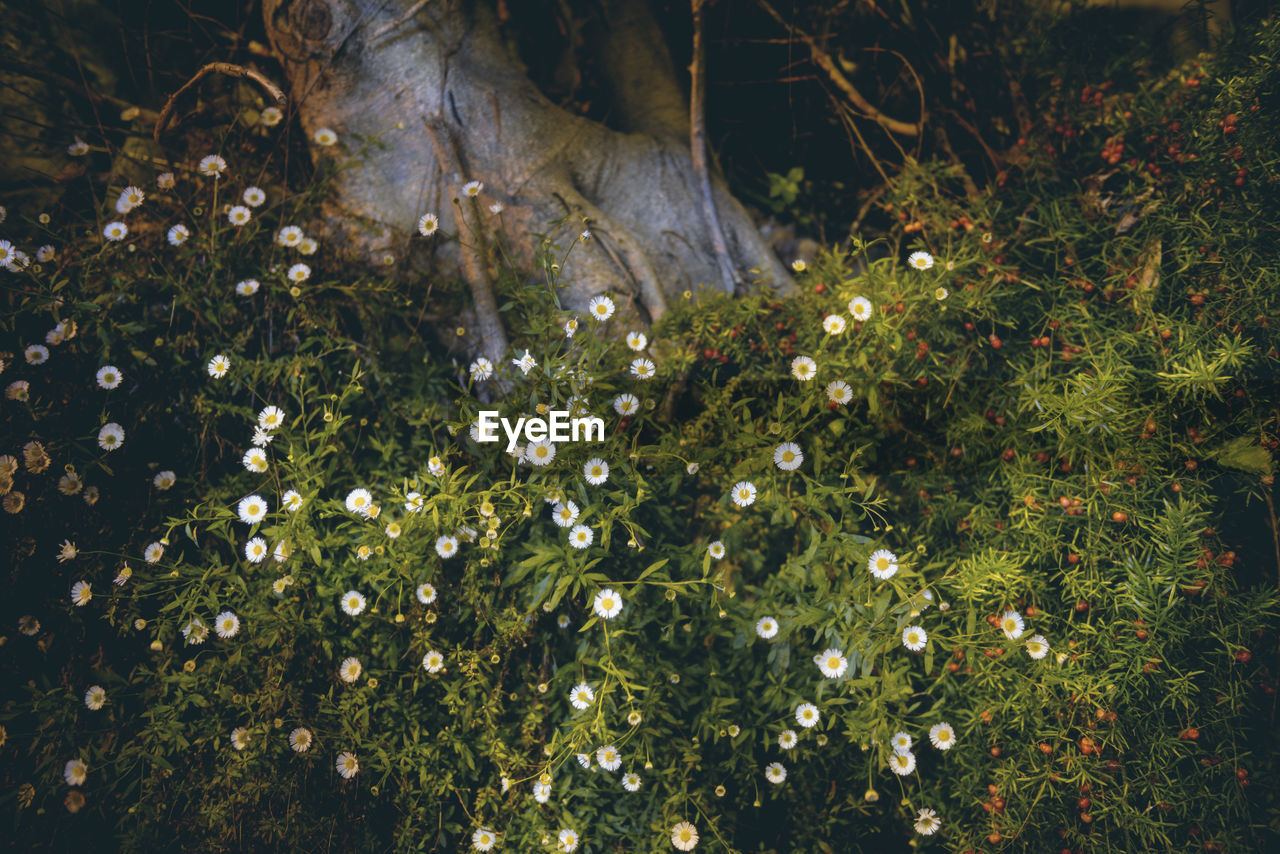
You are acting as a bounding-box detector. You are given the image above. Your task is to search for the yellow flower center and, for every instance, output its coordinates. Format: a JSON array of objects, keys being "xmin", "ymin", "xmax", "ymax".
[
  {"xmin": 603, "ymin": 598, "xmax": 614, "ymax": 610},
  {"xmin": 876, "ymin": 558, "xmax": 889, "ymax": 570},
  {"xmin": 908, "ymin": 633, "xmax": 919, "ymax": 644},
  {"xmin": 828, "ymin": 657, "xmax": 840, "ymax": 669}
]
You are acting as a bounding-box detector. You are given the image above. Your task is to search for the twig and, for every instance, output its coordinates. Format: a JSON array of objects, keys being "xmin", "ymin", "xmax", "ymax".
[
  {"xmin": 369, "ymin": 0, "xmax": 433, "ymax": 40},
  {"xmin": 757, "ymin": 0, "xmax": 921, "ymax": 137},
  {"xmin": 690, "ymin": 0, "xmax": 739, "ymax": 295},
  {"xmin": 422, "ymin": 118, "xmax": 510, "ymax": 366},
  {"xmin": 154, "ymin": 63, "xmax": 286, "ymax": 142}
]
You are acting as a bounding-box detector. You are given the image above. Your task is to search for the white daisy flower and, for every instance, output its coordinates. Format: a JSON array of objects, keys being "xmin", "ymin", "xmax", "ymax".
[
  {"xmin": 68, "ymin": 137, "xmax": 90, "ymax": 156},
  {"xmin": 557, "ymin": 829, "xmax": 579, "ymax": 853},
  {"xmin": 822, "ymin": 314, "xmax": 847, "ymax": 335},
  {"xmin": 707, "ymin": 540, "xmax": 725, "ymax": 560},
  {"xmin": 1026, "ymin": 634, "xmax": 1050, "ymax": 659},
  {"xmin": 902, "ymin": 625, "xmax": 928, "ymax": 652},
  {"xmin": 336, "ymin": 751, "xmax": 359, "ymax": 779},
  {"xmin": 207, "ymin": 354, "xmax": 231, "ymax": 378},
  {"xmin": 258, "ymin": 405, "xmax": 285, "ymax": 431},
  {"xmin": 795, "ymin": 702, "xmax": 820, "ymax": 728},
  {"xmin": 626, "ymin": 331, "xmax": 647, "ymax": 351},
  {"xmin": 260, "ymin": 107, "xmax": 282, "ymax": 126},
  {"xmin": 416, "ymin": 583, "xmax": 438, "ymax": 605},
  {"xmin": 778, "ymin": 730, "xmax": 798, "ymax": 750},
  {"xmin": 418, "ymin": 213, "xmax": 439, "ymax": 236},
  {"xmin": 339, "ymin": 656, "xmax": 362, "ymax": 682},
  {"xmin": 156, "ymin": 171, "xmax": 176, "ymax": 188},
  {"xmin": 488, "ymin": 202, "xmax": 504, "ymax": 214},
  {"xmin": 251, "ymin": 427, "xmax": 273, "ymax": 446},
  {"xmin": 826, "ymin": 380, "xmax": 853, "ymax": 405},
  {"xmin": 469, "ymin": 357, "xmax": 493, "ymax": 381},
  {"xmin": 70, "ymin": 580, "xmax": 92, "ymax": 607},
  {"xmin": 25, "ymin": 344, "xmax": 49, "ymax": 365},
  {"xmin": 730, "ymin": 481, "xmax": 757, "ymax": 507},
  {"xmin": 1000, "ymin": 610, "xmax": 1025, "ymax": 640},
  {"xmin": 563, "ymin": 316, "xmax": 578, "ymax": 338},
  {"xmin": 403, "ymin": 492, "xmax": 423, "ymax": 513},
  {"xmin": 287, "ymin": 263, "xmax": 310, "ymax": 283},
  {"xmin": 345, "ymin": 488, "xmax": 373, "ymax": 516},
  {"xmin": 167, "ymin": 224, "xmax": 190, "ymax": 246},
  {"xmin": 422, "ymin": 650, "xmax": 445, "ymax": 673},
  {"xmin": 243, "ymin": 186, "xmax": 266, "ymax": 207},
  {"xmin": 103, "ymin": 221, "xmax": 128, "ymax": 241},
  {"xmin": 244, "ymin": 537, "xmax": 269, "ymax": 563},
  {"xmin": 227, "ymin": 205, "xmax": 252, "ymax": 226},
  {"xmin": 36, "ymin": 244, "xmax": 55, "ymax": 262},
  {"xmin": 773, "ymin": 442, "xmax": 803, "ymax": 471},
  {"xmin": 64, "ymin": 758, "xmax": 88, "ymax": 786},
  {"xmin": 914, "ymin": 808, "xmax": 942, "ymax": 835},
  {"xmin": 755, "ymin": 616, "xmax": 778, "ymax": 639},
  {"xmin": 242, "ymin": 447, "xmax": 268, "ymax": 472},
  {"xmin": 588, "ymin": 295, "xmax": 615, "ymax": 321},
  {"xmin": 935, "ymin": 286, "xmax": 949, "ymax": 300},
  {"xmin": 435, "ymin": 535, "xmax": 459, "ymax": 558},
  {"xmin": 276, "ymin": 226, "xmax": 303, "ymax": 247},
  {"xmin": 282, "ymin": 490, "xmax": 303, "ymax": 512},
  {"xmin": 891, "ymin": 731, "xmax": 913, "ymax": 752},
  {"xmin": 215, "ymin": 611, "xmax": 240, "ymax": 638},
  {"xmin": 427, "ymin": 456, "xmax": 445, "ymax": 476},
  {"xmin": 512, "ymin": 349, "xmax": 537, "ymax": 375},
  {"xmin": 583, "ymin": 458, "xmax": 609, "ymax": 485},
  {"xmin": 115, "ymin": 185, "xmax": 144, "ymax": 213},
  {"xmin": 907, "ymin": 251, "xmax": 934, "ymax": 271},
  {"xmin": 237, "ymin": 494, "xmax": 268, "ymax": 524},
  {"xmin": 621, "ymin": 772, "xmax": 641, "ymax": 792},
  {"xmin": 472, "ymin": 827, "xmax": 497, "ymax": 851},
  {"xmin": 97, "ymin": 423, "xmax": 125, "ymax": 451},
  {"xmin": 568, "ymin": 524, "xmax": 593, "ymax": 549},
  {"xmin": 341, "ymin": 591, "xmax": 366, "ymax": 616},
  {"xmin": 112, "ymin": 563, "xmax": 132, "ymax": 586},
  {"xmin": 525, "ymin": 440, "xmax": 556, "ymax": 466},
  {"xmin": 613, "ymin": 393, "xmax": 639, "ymax": 416},
  {"xmin": 816, "ymin": 648, "xmax": 848, "ymax": 678},
  {"xmin": 928, "ymin": 722, "xmax": 955, "ymax": 750},
  {"xmin": 197, "ymin": 154, "xmax": 227, "ymax": 177},
  {"xmin": 534, "ymin": 780, "xmax": 552, "ymax": 802},
  {"xmin": 234, "ymin": 278, "xmax": 259, "ymax": 297},
  {"xmin": 764, "ymin": 762, "xmax": 787, "ymax": 784},
  {"xmin": 552, "ymin": 500, "xmax": 580, "ymax": 528},
  {"xmin": 671, "ymin": 821, "xmax": 699, "ymax": 851},
  {"xmin": 462, "ymin": 180, "xmax": 484, "ymax": 197},
  {"xmin": 289, "ymin": 727, "xmax": 312, "ymax": 753},
  {"xmin": 848, "ymin": 296, "xmax": 873, "ymax": 321},
  {"xmin": 868, "ymin": 549, "xmax": 899, "ymax": 580},
  {"xmin": 143, "ymin": 541, "xmax": 165, "ymax": 563},
  {"xmin": 593, "ymin": 588, "xmax": 623, "ymax": 620},
  {"xmin": 790, "ymin": 356, "xmax": 817, "ymax": 381},
  {"xmin": 96, "ymin": 366, "xmax": 123, "ymax": 389},
  {"xmin": 889, "ymin": 749, "xmax": 916, "ymax": 776},
  {"xmin": 84, "ymin": 685, "xmax": 106, "ymax": 710},
  {"xmin": 629, "ymin": 358, "xmax": 655, "ymax": 380},
  {"xmin": 596, "ymin": 745, "xmax": 621, "ymax": 771},
  {"xmin": 569, "ymin": 683, "xmax": 594, "ymax": 710},
  {"xmin": 313, "ymin": 127, "xmax": 337, "ymax": 146}
]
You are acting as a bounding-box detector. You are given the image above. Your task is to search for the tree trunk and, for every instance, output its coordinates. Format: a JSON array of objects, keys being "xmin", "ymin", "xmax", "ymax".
[{"xmin": 263, "ymin": 0, "xmax": 794, "ymax": 363}]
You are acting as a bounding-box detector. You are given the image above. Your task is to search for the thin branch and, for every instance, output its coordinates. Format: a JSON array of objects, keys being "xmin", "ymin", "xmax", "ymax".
[
  {"xmin": 422, "ymin": 117, "xmax": 510, "ymax": 366},
  {"xmin": 154, "ymin": 62, "xmax": 286, "ymax": 142},
  {"xmin": 369, "ymin": 0, "xmax": 433, "ymax": 40},
  {"xmin": 756, "ymin": 0, "xmax": 922, "ymax": 137},
  {"xmin": 690, "ymin": 0, "xmax": 740, "ymax": 295}
]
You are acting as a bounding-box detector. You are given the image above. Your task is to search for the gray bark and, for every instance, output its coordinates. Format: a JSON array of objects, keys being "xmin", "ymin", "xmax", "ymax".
[{"xmin": 263, "ymin": 0, "xmax": 794, "ymax": 363}]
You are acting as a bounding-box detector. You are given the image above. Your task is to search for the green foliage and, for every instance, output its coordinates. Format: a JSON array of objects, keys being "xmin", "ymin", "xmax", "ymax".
[{"xmin": 4, "ymin": 9, "xmax": 1280, "ymax": 854}]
